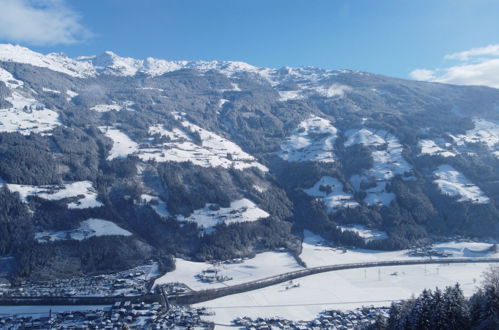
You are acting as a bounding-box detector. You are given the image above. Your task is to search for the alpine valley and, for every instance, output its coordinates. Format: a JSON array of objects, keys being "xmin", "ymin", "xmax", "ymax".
[{"xmin": 1, "ymin": 43, "xmax": 499, "ymax": 284}]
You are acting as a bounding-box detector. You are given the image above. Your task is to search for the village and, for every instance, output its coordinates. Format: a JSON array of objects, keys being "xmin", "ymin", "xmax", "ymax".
[
  {"xmin": 0, "ymin": 262, "xmax": 159, "ymax": 298},
  {"xmin": 0, "ymin": 302, "xmax": 215, "ymax": 329}
]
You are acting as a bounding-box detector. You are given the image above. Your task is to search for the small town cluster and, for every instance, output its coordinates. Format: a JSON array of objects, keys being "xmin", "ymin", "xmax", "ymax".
[
  {"xmin": 232, "ymin": 306, "xmax": 389, "ymax": 329},
  {"xmin": 0, "ymin": 302, "xmax": 215, "ymax": 329}
]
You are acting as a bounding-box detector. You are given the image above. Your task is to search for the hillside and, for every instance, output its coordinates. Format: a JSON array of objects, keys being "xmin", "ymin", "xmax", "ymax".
[{"xmin": 1, "ymin": 44, "xmax": 499, "ymax": 280}]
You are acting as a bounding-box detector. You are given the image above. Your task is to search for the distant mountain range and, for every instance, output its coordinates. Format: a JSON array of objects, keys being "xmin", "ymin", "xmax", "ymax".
[{"xmin": 1, "ymin": 44, "xmax": 499, "ymax": 280}]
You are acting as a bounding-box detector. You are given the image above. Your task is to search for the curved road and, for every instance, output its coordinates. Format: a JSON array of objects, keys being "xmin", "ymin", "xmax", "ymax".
[{"xmin": 167, "ymin": 257, "xmax": 499, "ymax": 305}]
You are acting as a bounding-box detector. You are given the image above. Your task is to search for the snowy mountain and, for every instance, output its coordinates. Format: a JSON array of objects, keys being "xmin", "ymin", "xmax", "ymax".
[{"xmin": 1, "ymin": 44, "xmax": 499, "ymax": 280}]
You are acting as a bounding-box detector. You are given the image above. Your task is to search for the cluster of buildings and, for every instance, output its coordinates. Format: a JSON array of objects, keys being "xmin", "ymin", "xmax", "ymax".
[
  {"xmin": 0, "ymin": 262, "xmax": 159, "ymax": 298},
  {"xmin": 0, "ymin": 302, "xmax": 214, "ymax": 329},
  {"xmin": 196, "ymin": 268, "xmax": 233, "ymax": 283},
  {"xmin": 232, "ymin": 306, "xmax": 389, "ymax": 329}
]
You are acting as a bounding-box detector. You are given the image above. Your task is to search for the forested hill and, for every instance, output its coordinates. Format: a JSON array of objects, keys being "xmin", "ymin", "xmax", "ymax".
[{"xmin": 1, "ymin": 44, "xmax": 499, "ymax": 280}]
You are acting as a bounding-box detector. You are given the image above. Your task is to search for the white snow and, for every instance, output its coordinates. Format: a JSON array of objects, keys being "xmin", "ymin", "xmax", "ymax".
[
  {"xmin": 99, "ymin": 126, "xmax": 139, "ymax": 160},
  {"xmin": 278, "ymin": 90, "xmax": 304, "ymax": 101},
  {"xmin": 177, "ymin": 199, "xmax": 269, "ymax": 233},
  {"xmin": 279, "ymin": 117, "xmax": 338, "ymax": 163},
  {"xmin": 303, "ymin": 176, "xmax": 358, "ymax": 212},
  {"xmin": 91, "ymin": 103, "xmax": 122, "ymax": 112},
  {"xmin": 196, "ymin": 263, "xmax": 493, "ymax": 324},
  {"xmin": 0, "ymin": 67, "xmax": 23, "ymax": 88},
  {"xmin": 66, "ymin": 90, "xmax": 78, "ymax": 98},
  {"xmin": 313, "ymin": 83, "xmax": 352, "ymax": 98},
  {"xmin": 193, "ymin": 232, "xmax": 497, "ymax": 323},
  {"xmin": 0, "ymin": 44, "xmax": 95, "ymax": 78},
  {"xmin": 35, "ymin": 218, "xmax": 132, "ymax": 243},
  {"xmin": 345, "ymin": 128, "xmax": 412, "ymax": 206},
  {"xmin": 433, "ymin": 164, "xmax": 490, "ymax": 204},
  {"xmin": 154, "ymin": 251, "xmax": 302, "ymax": 290},
  {"xmin": 419, "ymin": 139, "xmax": 456, "ymax": 157},
  {"xmin": 337, "ymin": 225, "xmax": 388, "ymax": 241},
  {"xmin": 0, "ymin": 91, "xmax": 60, "ymax": 135},
  {"xmin": 42, "ymin": 87, "xmax": 60, "ymax": 94},
  {"xmin": 6, "ymin": 181, "xmax": 103, "ymax": 209},
  {"xmin": 140, "ymin": 194, "xmax": 170, "ymax": 218},
  {"xmin": 139, "ymin": 120, "xmax": 268, "ymax": 171},
  {"xmin": 217, "ymin": 98, "xmax": 229, "ymax": 110},
  {"xmin": 451, "ymin": 118, "xmax": 499, "ymax": 159}
]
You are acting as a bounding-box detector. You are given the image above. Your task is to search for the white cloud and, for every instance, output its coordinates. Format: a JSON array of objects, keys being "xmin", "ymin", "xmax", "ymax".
[
  {"xmin": 0, "ymin": 0, "xmax": 91, "ymax": 45},
  {"xmin": 409, "ymin": 69, "xmax": 435, "ymax": 81},
  {"xmin": 410, "ymin": 44, "xmax": 499, "ymax": 89},
  {"xmin": 444, "ymin": 44, "xmax": 499, "ymax": 61}
]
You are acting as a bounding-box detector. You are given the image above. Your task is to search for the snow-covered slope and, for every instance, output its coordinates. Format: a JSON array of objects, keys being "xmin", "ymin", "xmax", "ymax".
[
  {"xmin": 279, "ymin": 117, "xmax": 338, "ymax": 162},
  {"xmin": 35, "ymin": 218, "xmax": 132, "ymax": 243},
  {"xmin": 176, "ymin": 199, "xmax": 269, "ymax": 233},
  {"xmin": 346, "ymin": 128, "xmax": 412, "ymax": 206},
  {"xmin": 433, "ymin": 165, "xmax": 490, "ymax": 204},
  {"xmin": 139, "ymin": 119, "xmax": 268, "ymax": 171},
  {"xmin": 5, "ymin": 181, "xmax": 103, "ymax": 209},
  {"xmin": 304, "ymin": 176, "xmax": 358, "ymax": 212}
]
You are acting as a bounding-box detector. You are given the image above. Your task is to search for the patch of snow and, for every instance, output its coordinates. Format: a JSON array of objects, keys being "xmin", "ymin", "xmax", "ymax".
[
  {"xmin": 177, "ymin": 198, "xmax": 269, "ymax": 233},
  {"xmin": 279, "ymin": 116, "xmax": 338, "ymax": 162},
  {"xmin": 433, "ymin": 165, "xmax": 489, "ymax": 203},
  {"xmin": 304, "ymin": 176, "xmax": 358, "ymax": 212},
  {"xmin": 35, "ymin": 218, "xmax": 132, "ymax": 242},
  {"xmin": 99, "ymin": 126, "xmax": 139, "ymax": 160},
  {"xmin": 6, "ymin": 181, "xmax": 103, "ymax": 209},
  {"xmin": 313, "ymin": 83, "xmax": 351, "ymax": 98},
  {"xmin": 140, "ymin": 194, "xmax": 170, "ymax": 218},
  {"xmin": 0, "ymin": 67, "xmax": 23, "ymax": 88},
  {"xmin": 450, "ymin": 118, "xmax": 499, "ymax": 159},
  {"xmin": 278, "ymin": 90, "xmax": 304, "ymax": 101},
  {"xmin": 338, "ymin": 224, "xmax": 388, "ymax": 241},
  {"xmin": 91, "ymin": 103, "xmax": 122, "ymax": 112},
  {"xmin": 42, "ymin": 87, "xmax": 60, "ymax": 94},
  {"xmin": 346, "ymin": 128, "xmax": 412, "ymax": 206},
  {"xmin": 0, "ymin": 91, "xmax": 60, "ymax": 135},
  {"xmin": 419, "ymin": 139, "xmax": 456, "ymax": 157}
]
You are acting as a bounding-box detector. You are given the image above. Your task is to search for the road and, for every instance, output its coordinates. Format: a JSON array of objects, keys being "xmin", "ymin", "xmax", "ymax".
[{"xmin": 166, "ymin": 257, "xmax": 499, "ymax": 305}]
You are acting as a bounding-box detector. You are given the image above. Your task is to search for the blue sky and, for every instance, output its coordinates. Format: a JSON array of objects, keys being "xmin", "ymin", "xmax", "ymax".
[{"xmin": 1, "ymin": 0, "xmax": 499, "ymax": 85}]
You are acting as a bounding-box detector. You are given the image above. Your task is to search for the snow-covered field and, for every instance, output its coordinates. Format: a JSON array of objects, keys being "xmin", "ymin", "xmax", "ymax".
[
  {"xmin": 5, "ymin": 181, "xmax": 103, "ymax": 209},
  {"xmin": 419, "ymin": 119, "xmax": 499, "ymax": 159},
  {"xmin": 193, "ymin": 231, "xmax": 498, "ymax": 324},
  {"xmin": 177, "ymin": 199, "xmax": 269, "ymax": 233},
  {"xmin": 279, "ymin": 117, "xmax": 338, "ymax": 162},
  {"xmin": 419, "ymin": 139, "xmax": 456, "ymax": 157},
  {"xmin": 154, "ymin": 251, "xmax": 302, "ymax": 290},
  {"xmin": 346, "ymin": 128, "xmax": 412, "ymax": 206},
  {"xmin": 433, "ymin": 165, "xmax": 490, "ymax": 204},
  {"xmin": 303, "ymin": 176, "xmax": 358, "ymax": 212},
  {"xmin": 99, "ymin": 126, "xmax": 139, "ymax": 160},
  {"xmin": 0, "ymin": 91, "xmax": 60, "ymax": 135},
  {"xmin": 196, "ymin": 263, "xmax": 492, "ymax": 324},
  {"xmin": 138, "ymin": 120, "xmax": 267, "ymax": 171},
  {"xmin": 300, "ymin": 231, "xmax": 497, "ymax": 268},
  {"xmin": 35, "ymin": 218, "xmax": 132, "ymax": 243}
]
